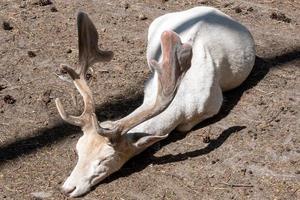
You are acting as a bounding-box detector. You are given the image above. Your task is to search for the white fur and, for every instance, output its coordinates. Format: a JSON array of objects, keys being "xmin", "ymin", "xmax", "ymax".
[
  {"xmin": 62, "ymin": 134, "xmax": 119, "ymax": 197},
  {"xmin": 60, "ymin": 7, "xmax": 255, "ymax": 197},
  {"xmin": 130, "ymin": 6, "xmax": 255, "ymax": 136}
]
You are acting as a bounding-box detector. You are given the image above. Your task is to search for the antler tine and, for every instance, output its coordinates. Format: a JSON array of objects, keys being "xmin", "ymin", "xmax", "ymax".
[
  {"xmin": 55, "ymin": 12, "xmax": 113, "ymax": 130},
  {"xmin": 104, "ymin": 31, "xmax": 192, "ymax": 136},
  {"xmin": 77, "ymin": 12, "xmax": 113, "ymax": 77},
  {"xmin": 55, "ymin": 97, "xmax": 83, "ymax": 126},
  {"xmin": 55, "ymin": 63, "xmax": 94, "ymax": 127}
]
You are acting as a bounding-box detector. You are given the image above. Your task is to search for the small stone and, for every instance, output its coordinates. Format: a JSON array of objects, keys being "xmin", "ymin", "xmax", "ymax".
[
  {"xmin": 202, "ymin": 136, "xmax": 211, "ymax": 143},
  {"xmin": 31, "ymin": 191, "xmax": 52, "ymax": 199},
  {"xmin": 20, "ymin": 1, "xmax": 26, "ymax": 8},
  {"xmin": 234, "ymin": 7, "xmax": 242, "ymax": 13},
  {"xmin": 285, "ymin": 147, "xmax": 291, "ymax": 152},
  {"xmin": 50, "ymin": 6, "xmax": 58, "ymax": 12},
  {"xmin": 101, "ymin": 28, "xmax": 106, "ymax": 32},
  {"xmin": 224, "ymin": 3, "xmax": 232, "ymax": 8},
  {"xmin": 86, "ymin": 73, "xmax": 92, "ymax": 81},
  {"xmin": 138, "ymin": 14, "xmax": 147, "ymax": 20},
  {"xmin": 295, "ymin": 170, "xmax": 300, "ymax": 174},
  {"xmin": 198, "ymin": 0, "xmax": 208, "ymax": 4},
  {"xmin": 124, "ymin": 2, "xmax": 130, "ymax": 9},
  {"xmin": 270, "ymin": 12, "xmax": 291, "ymax": 23},
  {"xmin": 247, "ymin": 7, "xmax": 254, "ymax": 12},
  {"xmin": 241, "ymin": 168, "xmax": 247, "ymax": 175},
  {"xmin": 66, "ymin": 49, "xmax": 72, "ymax": 53},
  {"xmin": 2, "ymin": 21, "xmax": 13, "ymax": 30},
  {"xmin": 0, "ymin": 84, "xmax": 7, "ymax": 91},
  {"xmin": 28, "ymin": 50, "xmax": 36, "ymax": 57},
  {"xmin": 3, "ymin": 95, "xmax": 16, "ymax": 104}
]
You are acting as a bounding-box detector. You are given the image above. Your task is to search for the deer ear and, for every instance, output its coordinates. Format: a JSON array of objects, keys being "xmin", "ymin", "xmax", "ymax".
[
  {"xmin": 176, "ymin": 43, "xmax": 192, "ymax": 71},
  {"xmin": 128, "ymin": 133, "xmax": 168, "ymax": 148},
  {"xmin": 77, "ymin": 12, "xmax": 113, "ymax": 72}
]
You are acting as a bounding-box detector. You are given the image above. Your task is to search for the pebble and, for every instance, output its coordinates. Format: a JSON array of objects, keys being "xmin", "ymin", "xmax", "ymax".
[
  {"xmin": 124, "ymin": 2, "xmax": 130, "ymax": 9},
  {"xmin": 50, "ymin": 6, "xmax": 58, "ymax": 12},
  {"xmin": 28, "ymin": 51, "xmax": 37, "ymax": 57},
  {"xmin": 20, "ymin": 1, "xmax": 26, "ymax": 8},
  {"xmin": 247, "ymin": 7, "xmax": 254, "ymax": 12},
  {"xmin": 138, "ymin": 14, "xmax": 147, "ymax": 20},
  {"xmin": 234, "ymin": 7, "xmax": 242, "ymax": 13},
  {"xmin": 0, "ymin": 84, "xmax": 7, "ymax": 91},
  {"xmin": 270, "ymin": 12, "xmax": 291, "ymax": 23},
  {"xmin": 31, "ymin": 191, "xmax": 52, "ymax": 198},
  {"xmin": 202, "ymin": 136, "xmax": 211, "ymax": 143},
  {"xmin": 2, "ymin": 21, "xmax": 13, "ymax": 30},
  {"xmin": 3, "ymin": 95, "xmax": 16, "ymax": 104}
]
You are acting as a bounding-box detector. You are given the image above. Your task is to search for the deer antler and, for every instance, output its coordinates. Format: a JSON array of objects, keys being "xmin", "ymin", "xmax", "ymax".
[
  {"xmin": 55, "ymin": 12, "xmax": 191, "ymax": 141},
  {"xmin": 55, "ymin": 12, "xmax": 113, "ymax": 132},
  {"xmin": 100, "ymin": 31, "xmax": 192, "ymax": 137}
]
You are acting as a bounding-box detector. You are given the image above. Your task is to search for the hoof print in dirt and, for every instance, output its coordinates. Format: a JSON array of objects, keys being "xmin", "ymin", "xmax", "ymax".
[
  {"xmin": 2, "ymin": 21, "xmax": 13, "ymax": 31},
  {"xmin": 3, "ymin": 95, "xmax": 16, "ymax": 104},
  {"xmin": 270, "ymin": 12, "xmax": 291, "ymax": 23}
]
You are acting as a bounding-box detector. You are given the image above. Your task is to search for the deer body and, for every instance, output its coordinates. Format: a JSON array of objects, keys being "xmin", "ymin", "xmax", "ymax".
[
  {"xmin": 55, "ymin": 7, "xmax": 255, "ymax": 197},
  {"xmin": 129, "ymin": 6, "xmax": 255, "ymax": 143}
]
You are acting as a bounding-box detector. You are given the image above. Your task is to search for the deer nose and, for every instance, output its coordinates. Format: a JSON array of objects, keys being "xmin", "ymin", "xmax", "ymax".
[{"xmin": 61, "ymin": 185, "xmax": 76, "ymax": 195}]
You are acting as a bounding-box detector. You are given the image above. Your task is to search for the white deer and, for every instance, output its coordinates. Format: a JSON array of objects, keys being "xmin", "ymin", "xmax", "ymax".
[{"xmin": 55, "ymin": 6, "xmax": 255, "ymax": 197}]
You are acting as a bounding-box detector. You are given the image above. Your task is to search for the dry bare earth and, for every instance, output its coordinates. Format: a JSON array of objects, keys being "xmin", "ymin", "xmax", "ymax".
[{"xmin": 0, "ymin": 0, "xmax": 299, "ymax": 199}]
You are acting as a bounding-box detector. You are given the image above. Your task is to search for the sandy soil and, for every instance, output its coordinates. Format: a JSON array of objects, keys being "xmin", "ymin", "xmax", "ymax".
[{"xmin": 0, "ymin": 0, "xmax": 299, "ymax": 199}]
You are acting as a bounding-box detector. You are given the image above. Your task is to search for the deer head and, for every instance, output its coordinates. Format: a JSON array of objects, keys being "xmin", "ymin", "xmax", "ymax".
[{"xmin": 55, "ymin": 12, "xmax": 192, "ymax": 197}]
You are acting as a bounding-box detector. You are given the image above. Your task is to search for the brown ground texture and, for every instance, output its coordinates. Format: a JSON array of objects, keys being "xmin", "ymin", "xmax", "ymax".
[{"xmin": 0, "ymin": 0, "xmax": 299, "ymax": 199}]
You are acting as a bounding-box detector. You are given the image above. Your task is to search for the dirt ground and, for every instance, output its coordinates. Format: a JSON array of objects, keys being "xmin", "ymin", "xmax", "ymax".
[{"xmin": 0, "ymin": 0, "xmax": 299, "ymax": 199}]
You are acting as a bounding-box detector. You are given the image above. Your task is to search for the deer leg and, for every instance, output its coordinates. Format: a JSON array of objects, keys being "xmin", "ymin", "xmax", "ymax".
[{"xmin": 176, "ymin": 85, "xmax": 223, "ymax": 133}]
